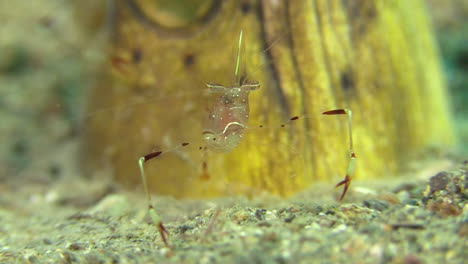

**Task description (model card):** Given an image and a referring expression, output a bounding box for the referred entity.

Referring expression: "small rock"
[403,255,424,264]
[177,225,194,234]
[86,194,131,217]
[396,190,411,203]
[284,214,295,223]
[255,209,266,221]
[67,242,87,251]
[363,199,389,211]
[426,201,461,217]
[429,172,450,193]
[318,218,335,228]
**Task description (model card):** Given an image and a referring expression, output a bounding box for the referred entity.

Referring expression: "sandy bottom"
[1,157,466,264]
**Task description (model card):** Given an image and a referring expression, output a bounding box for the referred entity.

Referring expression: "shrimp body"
[203,82,259,152]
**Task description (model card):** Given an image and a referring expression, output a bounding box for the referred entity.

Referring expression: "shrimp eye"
[203,131,217,142]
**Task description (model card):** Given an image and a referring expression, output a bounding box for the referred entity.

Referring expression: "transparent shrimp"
[203,81,259,152]
[138,30,258,247]
[137,30,357,247]
[202,30,259,152]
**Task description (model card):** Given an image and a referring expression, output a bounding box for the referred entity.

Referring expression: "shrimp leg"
[138,152,170,247]
[322,109,356,201]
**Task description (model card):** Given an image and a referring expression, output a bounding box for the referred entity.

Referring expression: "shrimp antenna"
[322,109,356,201]
[234,30,243,80]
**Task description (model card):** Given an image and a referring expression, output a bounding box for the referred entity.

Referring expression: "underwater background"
[0,0,466,263]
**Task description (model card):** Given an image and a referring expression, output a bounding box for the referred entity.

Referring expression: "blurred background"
[0,0,466,191]
[0,1,466,263]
